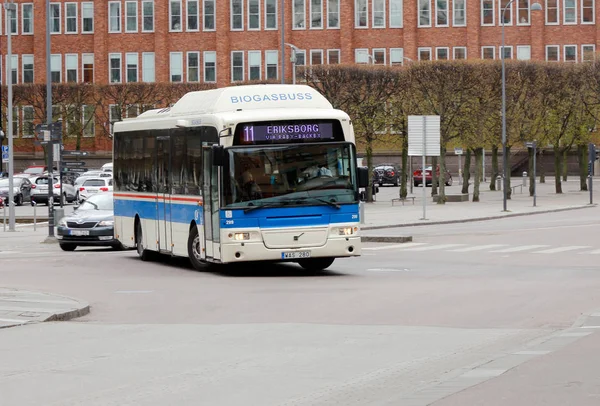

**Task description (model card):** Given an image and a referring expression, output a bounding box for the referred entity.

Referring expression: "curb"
[45,304,91,322]
[361,236,413,243]
[362,204,596,230]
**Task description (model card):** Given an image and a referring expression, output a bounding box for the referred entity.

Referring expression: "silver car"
[30,175,77,205]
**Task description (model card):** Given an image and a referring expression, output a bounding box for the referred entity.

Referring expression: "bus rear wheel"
[136,220,152,261]
[187,226,204,271]
[298,257,335,272]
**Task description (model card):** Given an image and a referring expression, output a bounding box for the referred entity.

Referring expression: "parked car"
[57,193,122,251]
[101,162,113,172]
[30,175,77,205]
[78,177,113,203]
[0,177,32,206]
[413,166,453,187]
[373,164,401,186]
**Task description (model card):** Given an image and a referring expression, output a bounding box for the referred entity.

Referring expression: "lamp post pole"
[5,1,16,231]
[280,0,284,83]
[46,0,55,238]
[500,0,512,212]
[285,43,299,85]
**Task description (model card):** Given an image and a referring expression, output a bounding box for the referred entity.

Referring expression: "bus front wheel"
[187,226,204,271]
[136,221,152,261]
[298,257,335,272]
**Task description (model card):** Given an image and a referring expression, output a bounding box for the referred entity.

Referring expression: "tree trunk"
[473,148,482,202]
[528,147,534,197]
[366,138,374,202]
[505,146,512,199]
[400,135,408,199]
[562,149,568,182]
[554,145,562,194]
[437,146,447,204]
[431,156,438,196]
[579,144,588,191]
[539,150,545,183]
[490,145,498,190]
[461,149,472,194]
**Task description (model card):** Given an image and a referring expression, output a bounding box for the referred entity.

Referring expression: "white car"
[101,162,113,172]
[30,175,77,205]
[78,177,113,202]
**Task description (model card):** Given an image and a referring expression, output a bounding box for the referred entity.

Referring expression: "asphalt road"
[1,208,600,405]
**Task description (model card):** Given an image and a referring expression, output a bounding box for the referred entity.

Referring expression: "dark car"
[56,192,123,251]
[0,177,32,206]
[373,164,401,187]
[413,166,453,187]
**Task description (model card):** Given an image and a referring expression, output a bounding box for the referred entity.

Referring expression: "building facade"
[0,0,598,158]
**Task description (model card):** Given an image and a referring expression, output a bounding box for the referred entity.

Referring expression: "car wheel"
[15,194,23,206]
[187,225,205,271]
[414,181,419,187]
[75,192,79,202]
[298,257,335,271]
[111,242,125,251]
[393,178,399,187]
[59,243,77,252]
[135,220,152,261]
[61,193,67,205]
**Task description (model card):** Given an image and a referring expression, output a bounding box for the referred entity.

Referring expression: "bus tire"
[298,257,335,271]
[135,220,152,261]
[187,226,204,271]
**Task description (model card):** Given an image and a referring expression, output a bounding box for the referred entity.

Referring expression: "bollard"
[522,171,527,187]
[2,203,5,232]
[360,201,365,224]
[33,203,36,231]
[496,176,502,191]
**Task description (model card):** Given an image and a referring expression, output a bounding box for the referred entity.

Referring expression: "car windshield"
[35,177,58,185]
[84,179,105,186]
[24,167,43,174]
[79,193,113,210]
[222,143,358,208]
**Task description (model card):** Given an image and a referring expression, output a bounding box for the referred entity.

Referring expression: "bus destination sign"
[242,123,334,143]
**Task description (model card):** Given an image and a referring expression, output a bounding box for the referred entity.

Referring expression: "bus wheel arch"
[187,223,204,271]
[135,215,152,261]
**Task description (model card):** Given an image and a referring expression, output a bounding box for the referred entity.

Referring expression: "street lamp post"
[5,1,16,231]
[285,43,300,85]
[501,1,542,211]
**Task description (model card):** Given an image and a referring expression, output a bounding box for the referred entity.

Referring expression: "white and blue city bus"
[113,84,368,271]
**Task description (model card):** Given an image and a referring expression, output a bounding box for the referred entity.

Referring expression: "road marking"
[362,242,427,251]
[0,318,30,324]
[513,350,551,355]
[366,268,411,272]
[583,249,600,255]
[403,244,466,251]
[579,326,600,329]
[490,245,549,253]
[532,246,590,254]
[449,244,508,252]
[114,290,154,294]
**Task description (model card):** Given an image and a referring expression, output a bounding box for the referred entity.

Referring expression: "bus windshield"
[223,143,358,209]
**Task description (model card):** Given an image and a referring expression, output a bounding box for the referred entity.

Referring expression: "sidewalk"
[0,288,89,329]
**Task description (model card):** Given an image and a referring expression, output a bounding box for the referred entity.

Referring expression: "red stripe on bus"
[113,193,203,204]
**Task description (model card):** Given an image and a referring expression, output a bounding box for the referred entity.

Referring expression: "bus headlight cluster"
[338,227,358,236]
[229,232,250,241]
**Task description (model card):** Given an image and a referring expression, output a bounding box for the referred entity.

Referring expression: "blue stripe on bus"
[114,198,203,225]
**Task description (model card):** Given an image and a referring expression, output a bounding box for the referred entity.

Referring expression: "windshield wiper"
[243,201,290,213]
[86,201,100,210]
[301,196,340,209]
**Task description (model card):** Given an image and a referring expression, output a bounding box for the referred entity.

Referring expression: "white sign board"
[408,115,441,157]
[53,143,61,162]
[454,147,463,155]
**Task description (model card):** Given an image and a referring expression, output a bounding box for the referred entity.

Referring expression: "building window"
[563,0,575,23]
[372,0,385,27]
[22,3,33,34]
[582,45,595,62]
[328,0,339,28]
[187,51,200,81]
[82,2,94,32]
[390,48,404,65]
[418,0,431,26]
[500,45,512,59]
[142,52,155,82]
[51,54,61,83]
[187,0,199,30]
[516,45,531,60]
[436,0,448,26]
[418,47,432,60]
[204,51,216,82]
[545,0,558,23]
[355,0,367,27]
[12,107,18,137]
[126,53,138,82]
[355,48,369,63]
[265,0,277,29]
[546,45,559,61]
[266,50,278,79]
[5,5,17,34]
[582,0,594,23]
[65,3,77,33]
[231,0,243,29]
[249,0,260,29]
[204,0,215,30]
[109,105,121,134]
[327,49,340,64]
[109,53,122,83]
[311,0,323,28]
[125,1,138,32]
[248,50,261,80]
[22,55,33,83]
[82,53,94,83]
[6,55,16,84]
[499,0,512,24]
[373,48,386,64]
[170,52,183,82]
[453,47,467,59]
[453,0,465,26]
[50,3,61,33]
[311,49,323,66]
[109,2,121,32]
[436,47,449,60]
[170,0,182,30]
[482,46,495,59]
[517,0,529,24]
[564,45,577,62]
[231,51,244,82]
[23,106,34,138]
[66,54,78,82]
[142,1,154,31]
[294,0,306,28]
[482,0,494,25]
[83,105,95,137]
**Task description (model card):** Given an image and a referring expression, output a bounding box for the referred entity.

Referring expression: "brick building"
[0,0,598,159]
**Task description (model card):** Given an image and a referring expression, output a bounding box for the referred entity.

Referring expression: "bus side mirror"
[211,145,226,167]
[357,167,369,188]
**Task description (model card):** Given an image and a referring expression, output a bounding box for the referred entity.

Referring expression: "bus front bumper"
[220,237,361,263]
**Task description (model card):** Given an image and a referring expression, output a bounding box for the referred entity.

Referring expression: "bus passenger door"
[202,145,221,260]
[156,136,172,252]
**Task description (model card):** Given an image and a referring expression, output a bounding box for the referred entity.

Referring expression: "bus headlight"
[230,232,250,241]
[338,227,357,236]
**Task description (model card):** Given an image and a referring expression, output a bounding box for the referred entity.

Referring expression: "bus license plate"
[70,230,89,236]
[281,251,311,259]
